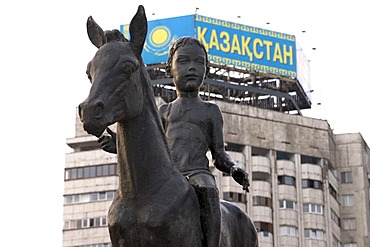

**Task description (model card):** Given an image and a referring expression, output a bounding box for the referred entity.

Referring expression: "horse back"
[220,200,259,247]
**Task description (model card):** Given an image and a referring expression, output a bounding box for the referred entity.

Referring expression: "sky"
[1,0,369,246]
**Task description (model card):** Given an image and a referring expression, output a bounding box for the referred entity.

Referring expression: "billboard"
[120,15,297,78]
[120,15,195,65]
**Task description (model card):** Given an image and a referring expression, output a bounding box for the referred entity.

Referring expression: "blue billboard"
[120,15,297,78]
[120,15,195,65]
[195,16,296,78]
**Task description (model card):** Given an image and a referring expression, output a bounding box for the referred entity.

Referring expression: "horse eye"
[86,70,92,82]
[86,62,92,82]
[123,64,136,76]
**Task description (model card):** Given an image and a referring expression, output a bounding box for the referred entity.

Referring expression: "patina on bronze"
[79,5,258,247]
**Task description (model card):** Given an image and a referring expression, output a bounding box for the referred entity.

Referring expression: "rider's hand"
[98,127,117,154]
[230,166,250,192]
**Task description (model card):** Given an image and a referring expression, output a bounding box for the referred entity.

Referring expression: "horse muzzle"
[78,100,107,137]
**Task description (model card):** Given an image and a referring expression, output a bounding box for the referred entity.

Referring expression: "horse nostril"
[78,103,84,120]
[94,101,105,119]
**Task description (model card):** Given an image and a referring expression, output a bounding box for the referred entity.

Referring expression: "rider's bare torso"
[160,96,217,174]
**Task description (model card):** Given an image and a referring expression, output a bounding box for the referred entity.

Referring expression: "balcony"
[303,213,326,230]
[279,236,299,246]
[277,185,297,199]
[277,160,295,177]
[253,206,273,223]
[228,151,246,167]
[279,210,298,226]
[302,189,323,203]
[252,181,272,198]
[301,163,322,181]
[252,156,271,175]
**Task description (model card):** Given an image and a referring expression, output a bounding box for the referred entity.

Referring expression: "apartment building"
[63,99,370,247]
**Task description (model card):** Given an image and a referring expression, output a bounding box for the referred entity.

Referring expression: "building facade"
[63,99,370,247]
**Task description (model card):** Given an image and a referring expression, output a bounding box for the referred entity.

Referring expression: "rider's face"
[170,44,207,92]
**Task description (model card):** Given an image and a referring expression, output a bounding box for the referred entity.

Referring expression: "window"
[344,243,357,247]
[343,218,356,230]
[331,210,340,226]
[253,196,272,207]
[76,219,82,229]
[304,229,325,240]
[107,191,114,200]
[251,171,270,182]
[109,164,116,175]
[303,203,323,214]
[97,166,103,176]
[225,142,245,152]
[279,226,297,236]
[278,175,296,186]
[254,221,274,234]
[302,179,323,190]
[65,195,73,204]
[64,191,116,205]
[64,216,108,230]
[332,235,341,247]
[223,192,246,203]
[98,192,106,200]
[279,200,296,210]
[301,155,320,165]
[83,167,90,177]
[76,243,113,247]
[80,193,90,203]
[91,192,98,201]
[71,169,77,179]
[341,172,352,183]
[65,163,118,180]
[89,166,96,177]
[341,195,354,207]
[101,217,107,226]
[102,165,109,176]
[329,184,338,200]
[82,219,89,228]
[277,151,292,160]
[77,167,83,178]
[63,221,70,230]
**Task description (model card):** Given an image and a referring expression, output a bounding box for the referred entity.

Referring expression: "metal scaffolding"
[147,62,311,115]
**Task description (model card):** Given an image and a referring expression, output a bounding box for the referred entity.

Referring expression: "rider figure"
[99,36,250,247]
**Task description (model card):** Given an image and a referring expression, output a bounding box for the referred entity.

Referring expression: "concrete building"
[64,99,370,247]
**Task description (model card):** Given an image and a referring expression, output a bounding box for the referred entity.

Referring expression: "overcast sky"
[1,0,369,245]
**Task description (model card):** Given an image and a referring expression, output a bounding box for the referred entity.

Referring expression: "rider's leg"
[189,174,221,247]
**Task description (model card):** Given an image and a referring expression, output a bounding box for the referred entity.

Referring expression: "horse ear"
[129,5,147,56]
[87,16,107,48]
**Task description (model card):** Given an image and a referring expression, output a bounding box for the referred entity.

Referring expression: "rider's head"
[165,36,209,78]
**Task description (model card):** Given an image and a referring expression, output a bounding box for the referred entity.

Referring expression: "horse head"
[79,5,148,137]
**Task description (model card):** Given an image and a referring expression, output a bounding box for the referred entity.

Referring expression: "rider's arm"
[158,103,169,131]
[208,104,250,191]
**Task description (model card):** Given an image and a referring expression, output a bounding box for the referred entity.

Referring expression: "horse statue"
[79,5,258,247]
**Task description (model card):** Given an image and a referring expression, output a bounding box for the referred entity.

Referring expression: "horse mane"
[128,39,171,159]
[138,60,171,157]
[104,29,128,43]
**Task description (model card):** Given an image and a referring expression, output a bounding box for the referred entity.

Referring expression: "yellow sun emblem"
[152,29,168,46]
[149,26,171,48]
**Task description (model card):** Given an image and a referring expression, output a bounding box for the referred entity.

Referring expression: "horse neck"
[116,75,175,197]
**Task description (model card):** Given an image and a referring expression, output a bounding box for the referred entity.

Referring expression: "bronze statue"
[160,36,251,247]
[79,5,258,247]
